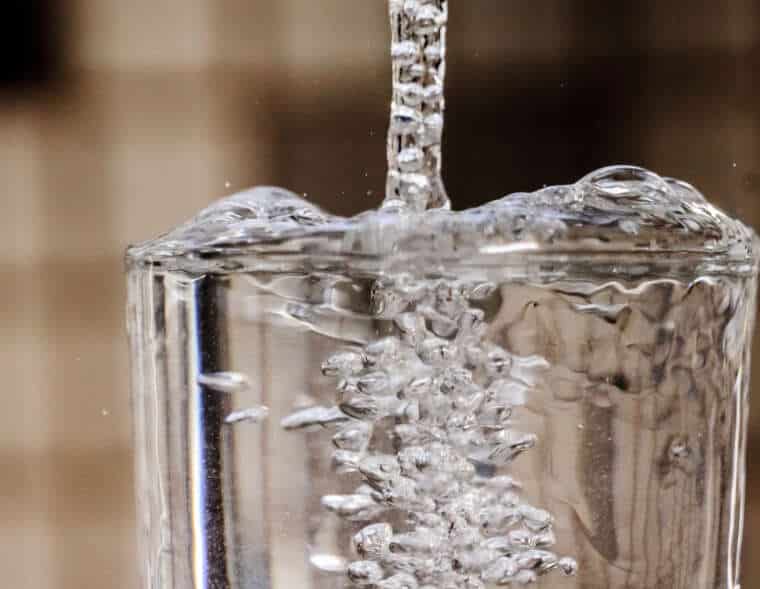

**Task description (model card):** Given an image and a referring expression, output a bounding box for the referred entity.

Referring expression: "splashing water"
[128,160,758,588]
[126,2,759,589]
[128,163,757,589]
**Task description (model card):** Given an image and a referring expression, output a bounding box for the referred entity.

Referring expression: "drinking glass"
[127,166,758,588]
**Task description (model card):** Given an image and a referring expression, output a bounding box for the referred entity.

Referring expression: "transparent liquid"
[385,0,449,210]
[129,256,755,588]
[127,0,757,582]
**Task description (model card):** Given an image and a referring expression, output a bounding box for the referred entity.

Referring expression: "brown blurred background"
[0,1,758,587]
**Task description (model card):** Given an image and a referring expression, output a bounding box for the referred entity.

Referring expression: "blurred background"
[1,1,758,587]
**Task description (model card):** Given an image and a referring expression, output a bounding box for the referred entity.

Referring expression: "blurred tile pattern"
[1,1,758,587]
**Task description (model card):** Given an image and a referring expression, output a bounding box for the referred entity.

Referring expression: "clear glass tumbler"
[126,166,758,589]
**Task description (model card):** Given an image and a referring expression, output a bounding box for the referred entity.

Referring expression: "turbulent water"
[127,3,757,589]
[281,275,578,588]
[128,166,758,588]
[128,166,757,274]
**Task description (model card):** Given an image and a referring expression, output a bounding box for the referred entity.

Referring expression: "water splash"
[127,166,758,275]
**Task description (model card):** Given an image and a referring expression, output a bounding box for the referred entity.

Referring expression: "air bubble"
[281,405,348,430]
[397,147,425,173]
[198,371,251,394]
[333,421,372,451]
[391,41,420,66]
[224,406,269,425]
[310,554,348,573]
[377,573,419,589]
[558,557,579,576]
[354,523,393,559]
[347,560,385,585]
[580,165,670,199]
[322,350,364,376]
[322,494,384,521]
[390,105,423,134]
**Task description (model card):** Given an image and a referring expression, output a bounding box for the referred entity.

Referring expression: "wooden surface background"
[0,1,758,586]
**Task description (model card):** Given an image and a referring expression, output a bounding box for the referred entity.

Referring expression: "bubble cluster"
[283,276,577,587]
[127,166,757,275]
[385,0,449,212]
